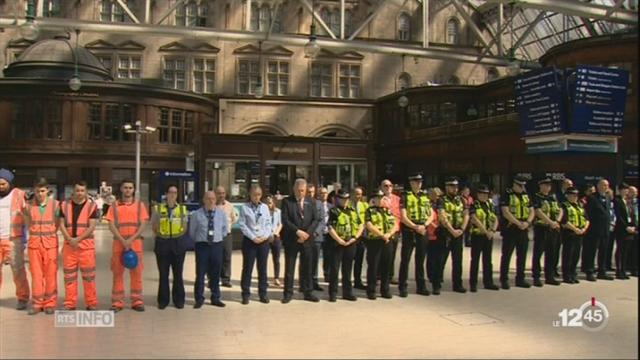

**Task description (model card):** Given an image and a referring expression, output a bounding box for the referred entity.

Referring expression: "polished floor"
[0,224,637,359]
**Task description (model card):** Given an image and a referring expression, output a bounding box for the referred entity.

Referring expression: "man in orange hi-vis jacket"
[105,179,149,312]
[0,168,30,310]
[25,177,60,315]
[59,180,99,310]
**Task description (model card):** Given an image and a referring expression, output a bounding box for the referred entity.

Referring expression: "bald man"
[583,179,614,281]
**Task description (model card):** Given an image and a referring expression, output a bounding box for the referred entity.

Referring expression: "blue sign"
[569,65,629,135]
[515,67,565,137]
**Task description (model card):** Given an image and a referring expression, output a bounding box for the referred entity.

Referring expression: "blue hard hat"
[122,249,139,269]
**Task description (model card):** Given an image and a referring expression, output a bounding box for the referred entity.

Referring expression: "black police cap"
[444,177,459,186]
[476,184,490,194]
[371,189,384,198]
[335,189,350,199]
[537,177,552,185]
[408,172,423,181]
[513,175,528,185]
[566,187,579,195]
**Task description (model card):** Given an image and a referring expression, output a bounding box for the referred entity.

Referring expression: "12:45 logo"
[553,297,610,332]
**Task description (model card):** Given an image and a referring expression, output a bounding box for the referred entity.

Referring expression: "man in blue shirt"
[238,185,272,304]
[189,191,229,308]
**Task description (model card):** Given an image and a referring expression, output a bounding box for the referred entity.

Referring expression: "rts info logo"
[553,297,609,332]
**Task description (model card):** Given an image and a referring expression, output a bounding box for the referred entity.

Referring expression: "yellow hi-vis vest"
[331,207,356,240]
[354,200,369,225]
[367,206,396,240]
[564,201,587,230]
[443,195,464,229]
[508,191,531,221]
[405,191,432,224]
[535,193,558,226]
[155,203,188,238]
[471,200,497,235]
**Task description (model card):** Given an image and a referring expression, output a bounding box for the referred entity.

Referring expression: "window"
[87,103,137,141]
[43,0,61,17]
[117,55,141,79]
[81,168,100,189]
[10,102,25,140]
[176,1,208,27]
[96,54,113,72]
[163,57,187,90]
[237,59,260,95]
[101,0,129,22]
[398,13,411,41]
[251,4,272,31]
[338,64,360,98]
[171,111,183,144]
[398,72,411,90]
[311,63,333,97]
[88,103,102,140]
[420,103,438,128]
[158,108,194,145]
[193,58,215,94]
[159,108,170,143]
[446,18,460,44]
[10,100,62,140]
[440,102,457,125]
[266,60,289,96]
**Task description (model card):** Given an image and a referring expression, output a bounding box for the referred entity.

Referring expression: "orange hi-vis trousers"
[62,244,97,309]
[28,243,58,309]
[111,239,144,308]
[0,238,30,302]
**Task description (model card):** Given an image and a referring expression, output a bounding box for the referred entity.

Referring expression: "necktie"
[207,210,214,243]
[299,199,304,219]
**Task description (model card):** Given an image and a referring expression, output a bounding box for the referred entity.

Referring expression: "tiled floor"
[1,224,637,359]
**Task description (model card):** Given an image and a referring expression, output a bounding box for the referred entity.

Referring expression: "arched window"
[487,67,499,82]
[446,18,460,44]
[398,13,411,41]
[448,75,460,85]
[398,72,412,90]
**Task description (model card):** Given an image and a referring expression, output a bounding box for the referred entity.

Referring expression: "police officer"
[151,184,189,309]
[499,175,535,289]
[560,187,590,284]
[351,186,369,290]
[364,190,397,300]
[436,177,469,294]
[468,184,499,292]
[399,173,433,297]
[531,177,562,287]
[327,189,363,302]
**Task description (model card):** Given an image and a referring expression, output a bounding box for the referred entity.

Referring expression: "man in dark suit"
[613,183,637,279]
[281,178,321,303]
[583,179,614,281]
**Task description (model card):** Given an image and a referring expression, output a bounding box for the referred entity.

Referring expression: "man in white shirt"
[216,186,239,288]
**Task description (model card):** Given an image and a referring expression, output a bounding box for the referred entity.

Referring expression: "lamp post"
[123,120,157,200]
[20,0,39,41]
[69,29,82,91]
[304,0,321,58]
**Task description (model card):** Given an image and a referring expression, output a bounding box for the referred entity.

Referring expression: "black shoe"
[563,278,573,284]
[470,285,477,293]
[572,277,580,284]
[342,294,357,301]
[515,281,531,288]
[554,271,561,278]
[241,298,250,305]
[354,282,366,290]
[484,284,500,291]
[259,297,270,304]
[194,301,204,309]
[86,306,97,311]
[624,274,631,279]
[533,278,543,287]
[586,273,597,282]
[303,294,320,302]
[28,307,42,315]
[110,306,123,313]
[453,286,467,294]
[313,283,324,291]
[329,295,337,302]
[545,278,561,286]
[132,305,145,312]
[175,304,184,309]
[398,289,408,298]
[366,293,377,300]
[44,307,55,315]
[158,304,168,310]
[432,285,441,295]
[381,292,393,299]
[416,288,431,296]
[212,299,226,307]
[221,281,232,288]
[597,273,614,280]
[629,271,638,277]
[501,281,510,290]
[281,296,292,304]
[16,300,28,311]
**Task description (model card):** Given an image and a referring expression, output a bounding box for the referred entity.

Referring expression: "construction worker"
[0,168,30,310]
[151,184,189,309]
[560,187,590,284]
[105,179,149,312]
[58,180,99,311]
[364,189,397,300]
[351,186,369,290]
[499,175,535,289]
[380,179,401,284]
[437,177,469,294]
[399,173,433,297]
[531,177,562,287]
[327,189,363,302]
[468,184,500,292]
[24,177,60,315]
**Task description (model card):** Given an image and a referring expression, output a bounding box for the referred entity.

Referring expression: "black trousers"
[322,234,332,280]
[311,240,323,285]
[389,237,399,279]
[553,230,562,273]
[499,227,529,283]
[241,237,270,299]
[154,237,186,307]
[366,238,392,295]
[469,233,495,287]
[441,231,464,288]
[269,236,282,279]
[353,238,366,285]
[398,228,428,292]
[532,226,558,280]
[284,241,313,298]
[582,230,611,275]
[194,242,223,303]
[605,231,616,271]
[615,234,633,276]
[329,241,357,297]
[427,237,445,287]
[221,233,233,283]
[562,232,582,280]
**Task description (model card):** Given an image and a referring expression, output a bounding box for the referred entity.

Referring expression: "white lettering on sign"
[272,146,308,154]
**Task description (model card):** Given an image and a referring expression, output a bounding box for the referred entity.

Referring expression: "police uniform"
[152,202,189,309]
[399,173,432,297]
[499,176,534,289]
[468,185,499,291]
[352,197,369,289]
[364,190,397,299]
[327,191,361,301]
[560,188,589,283]
[435,177,469,294]
[531,177,562,286]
